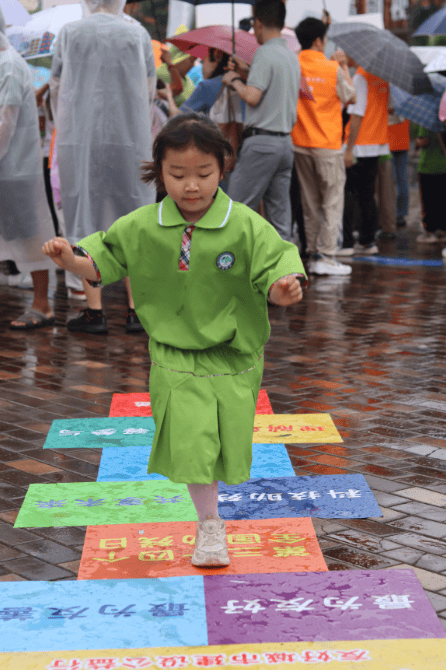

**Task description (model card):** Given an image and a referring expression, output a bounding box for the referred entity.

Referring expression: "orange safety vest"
[388,119,410,152]
[291,50,343,150]
[345,67,389,146]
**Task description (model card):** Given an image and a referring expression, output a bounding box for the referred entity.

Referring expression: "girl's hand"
[269,275,303,306]
[42,237,76,270]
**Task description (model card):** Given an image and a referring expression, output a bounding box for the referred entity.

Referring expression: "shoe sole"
[67,324,108,334]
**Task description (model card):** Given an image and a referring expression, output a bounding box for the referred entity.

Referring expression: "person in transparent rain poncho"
[0,8,56,330]
[49,0,156,333]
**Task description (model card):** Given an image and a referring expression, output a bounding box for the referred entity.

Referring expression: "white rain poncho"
[50,0,156,244]
[0,7,54,272]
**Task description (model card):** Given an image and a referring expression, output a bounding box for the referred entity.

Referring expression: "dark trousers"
[418,173,446,233]
[290,161,307,255]
[343,156,379,247]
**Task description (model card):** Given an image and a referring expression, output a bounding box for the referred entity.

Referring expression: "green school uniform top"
[76,188,306,362]
[417,126,446,174]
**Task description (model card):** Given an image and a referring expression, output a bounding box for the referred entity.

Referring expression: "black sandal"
[126,308,144,333]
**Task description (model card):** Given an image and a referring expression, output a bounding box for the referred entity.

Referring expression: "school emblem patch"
[216,251,235,271]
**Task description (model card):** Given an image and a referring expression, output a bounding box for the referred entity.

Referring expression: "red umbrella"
[166,25,314,101]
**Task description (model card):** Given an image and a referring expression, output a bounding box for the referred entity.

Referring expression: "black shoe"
[125,308,144,333]
[67,309,108,334]
[376,231,396,241]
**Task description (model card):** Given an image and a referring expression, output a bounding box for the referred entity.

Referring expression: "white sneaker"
[335,247,355,256]
[442,247,446,258]
[307,255,352,276]
[68,288,87,301]
[354,243,379,255]
[191,516,230,567]
[416,232,439,243]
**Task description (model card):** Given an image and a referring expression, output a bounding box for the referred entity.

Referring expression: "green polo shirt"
[77,188,306,355]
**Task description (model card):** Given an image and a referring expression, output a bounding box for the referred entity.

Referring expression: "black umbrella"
[328,22,433,95]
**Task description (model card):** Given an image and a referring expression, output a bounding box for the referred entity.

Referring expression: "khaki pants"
[375,159,396,234]
[293,151,346,256]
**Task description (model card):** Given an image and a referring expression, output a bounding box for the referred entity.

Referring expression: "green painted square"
[14,481,197,528]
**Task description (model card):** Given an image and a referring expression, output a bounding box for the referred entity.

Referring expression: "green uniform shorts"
[147,340,264,485]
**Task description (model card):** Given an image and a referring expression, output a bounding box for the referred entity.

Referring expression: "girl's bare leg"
[82,279,102,310]
[187,481,219,521]
[124,276,135,309]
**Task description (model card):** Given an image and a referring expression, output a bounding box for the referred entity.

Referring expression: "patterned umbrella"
[391,74,446,133]
[328,22,433,95]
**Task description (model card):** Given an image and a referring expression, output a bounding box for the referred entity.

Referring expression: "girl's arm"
[42,237,98,282]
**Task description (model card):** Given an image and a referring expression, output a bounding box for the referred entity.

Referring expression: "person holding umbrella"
[221,0,300,243]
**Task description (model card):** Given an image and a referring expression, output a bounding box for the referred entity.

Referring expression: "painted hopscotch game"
[6,389,445,666]
[204,569,446,644]
[108,389,275,417]
[3,639,446,669]
[14,474,381,528]
[77,518,327,580]
[96,443,295,482]
[44,414,341,450]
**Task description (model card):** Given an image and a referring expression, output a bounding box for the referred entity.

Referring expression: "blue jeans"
[391,150,409,222]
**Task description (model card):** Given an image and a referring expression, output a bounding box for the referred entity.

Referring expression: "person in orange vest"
[389,118,410,229]
[293,18,356,276]
[341,62,390,255]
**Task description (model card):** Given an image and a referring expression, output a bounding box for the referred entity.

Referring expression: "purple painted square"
[204,569,445,644]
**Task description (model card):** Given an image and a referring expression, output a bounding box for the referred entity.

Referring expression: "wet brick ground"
[2,191,446,633]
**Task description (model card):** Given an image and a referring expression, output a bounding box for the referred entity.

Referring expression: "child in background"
[42,113,306,568]
[415,125,446,243]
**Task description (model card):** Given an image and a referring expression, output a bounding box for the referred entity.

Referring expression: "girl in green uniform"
[42,113,307,567]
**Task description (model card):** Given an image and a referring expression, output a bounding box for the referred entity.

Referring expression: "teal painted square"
[0,578,206,652]
[14,481,197,528]
[44,418,156,449]
[97,443,295,482]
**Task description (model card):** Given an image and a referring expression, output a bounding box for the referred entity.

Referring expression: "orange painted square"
[78,518,327,580]
[109,389,274,418]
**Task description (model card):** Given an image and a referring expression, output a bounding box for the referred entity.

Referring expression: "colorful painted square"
[253,414,342,443]
[204,569,446,644]
[108,389,273,418]
[0,578,206,652]
[96,443,295,482]
[43,418,156,449]
[3,639,446,669]
[77,518,327,580]
[14,481,197,528]
[218,474,381,520]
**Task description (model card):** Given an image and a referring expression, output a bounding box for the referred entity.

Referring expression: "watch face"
[216,251,235,271]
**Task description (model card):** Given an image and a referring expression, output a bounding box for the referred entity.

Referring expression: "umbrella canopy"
[328,22,433,95]
[166,25,314,101]
[391,74,446,133]
[6,4,140,59]
[413,7,446,37]
[424,48,446,73]
[0,0,29,28]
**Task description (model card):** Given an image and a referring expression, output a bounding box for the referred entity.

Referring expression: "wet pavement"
[2,190,446,634]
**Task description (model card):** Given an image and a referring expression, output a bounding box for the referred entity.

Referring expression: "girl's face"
[161,144,224,223]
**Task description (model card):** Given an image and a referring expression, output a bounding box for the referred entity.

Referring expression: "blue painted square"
[44,418,156,449]
[218,475,381,520]
[0,578,207,652]
[97,444,295,482]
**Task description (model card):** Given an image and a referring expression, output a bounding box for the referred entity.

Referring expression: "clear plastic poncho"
[50,0,156,244]
[0,7,54,272]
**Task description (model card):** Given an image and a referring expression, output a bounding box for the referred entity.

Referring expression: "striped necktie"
[179,224,196,271]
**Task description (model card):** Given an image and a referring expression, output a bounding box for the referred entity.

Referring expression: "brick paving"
[2,208,446,634]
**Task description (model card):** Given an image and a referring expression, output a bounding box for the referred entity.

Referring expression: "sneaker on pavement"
[354,243,379,255]
[191,516,229,567]
[307,255,352,276]
[416,232,439,243]
[442,247,446,258]
[68,288,87,301]
[335,247,355,256]
[67,309,108,334]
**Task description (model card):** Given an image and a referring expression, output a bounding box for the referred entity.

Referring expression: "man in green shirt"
[415,125,446,243]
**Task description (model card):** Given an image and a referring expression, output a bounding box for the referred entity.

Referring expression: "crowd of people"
[0,0,444,333]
